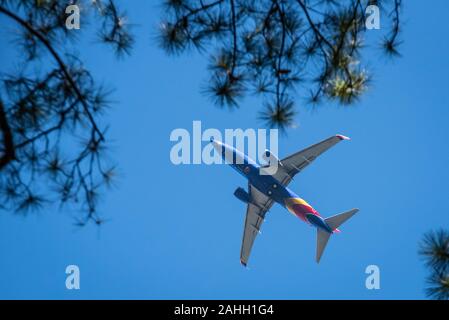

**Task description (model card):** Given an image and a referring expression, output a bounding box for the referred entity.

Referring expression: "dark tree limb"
[296,0,334,53]
[229,0,238,75]
[0,5,104,141]
[0,99,15,170]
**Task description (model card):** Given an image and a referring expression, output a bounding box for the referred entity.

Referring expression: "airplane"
[210,135,359,266]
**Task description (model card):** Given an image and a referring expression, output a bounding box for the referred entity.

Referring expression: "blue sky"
[0,1,448,299]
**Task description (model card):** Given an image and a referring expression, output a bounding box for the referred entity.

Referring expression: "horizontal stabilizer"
[316,208,359,263]
[324,208,359,231]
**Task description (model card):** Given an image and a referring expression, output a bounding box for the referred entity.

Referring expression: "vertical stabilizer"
[316,208,359,263]
[316,229,331,263]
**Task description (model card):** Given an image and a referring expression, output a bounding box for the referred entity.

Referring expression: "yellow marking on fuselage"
[284,197,314,220]
[285,197,313,209]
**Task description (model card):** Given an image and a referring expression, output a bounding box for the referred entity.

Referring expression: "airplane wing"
[240,184,274,266]
[272,134,350,186]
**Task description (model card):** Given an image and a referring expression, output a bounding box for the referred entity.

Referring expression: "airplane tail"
[316,208,359,263]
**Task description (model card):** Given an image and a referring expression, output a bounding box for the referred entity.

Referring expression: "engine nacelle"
[234,187,250,204]
[263,149,281,166]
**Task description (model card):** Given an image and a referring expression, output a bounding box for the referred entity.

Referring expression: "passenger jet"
[211,135,359,266]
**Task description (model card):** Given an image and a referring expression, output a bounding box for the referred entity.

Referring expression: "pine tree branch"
[229,0,238,75]
[182,0,225,18]
[274,0,287,109]
[296,0,334,52]
[0,5,104,141]
[0,99,15,170]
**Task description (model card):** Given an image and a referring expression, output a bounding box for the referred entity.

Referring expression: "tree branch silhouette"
[157,0,402,131]
[0,99,15,170]
[0,5,104,141]
[419,229,449,300]
[0,0,133,223]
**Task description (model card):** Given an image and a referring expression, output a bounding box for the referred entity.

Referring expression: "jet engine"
[234,187,250,204]
[263,149,282,166]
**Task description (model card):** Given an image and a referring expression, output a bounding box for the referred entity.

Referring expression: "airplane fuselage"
[213,139,334,234]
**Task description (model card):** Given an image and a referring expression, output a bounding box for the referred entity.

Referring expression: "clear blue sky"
[0,1,448,299]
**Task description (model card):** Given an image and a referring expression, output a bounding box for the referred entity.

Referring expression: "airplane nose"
[210,138,223,153]
[210,138,221,147]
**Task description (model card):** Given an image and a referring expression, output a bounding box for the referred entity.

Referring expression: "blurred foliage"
[157,0,402,130]
[0,0,403,222]
[0,0,133,224]
[419,229,449,300]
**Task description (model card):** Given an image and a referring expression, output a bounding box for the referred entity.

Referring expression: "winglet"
[240,259,248,268]
[336,134,350,141]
